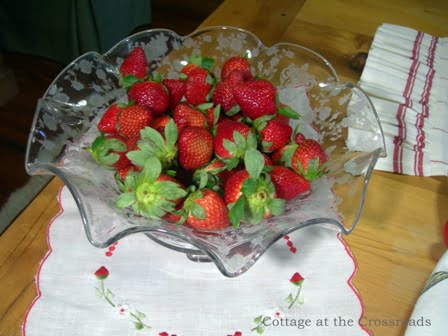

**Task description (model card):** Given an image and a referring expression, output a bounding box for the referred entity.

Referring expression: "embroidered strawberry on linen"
[93,266,151,331]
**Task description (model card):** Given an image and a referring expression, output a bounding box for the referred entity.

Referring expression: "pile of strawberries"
[88,47,328,230]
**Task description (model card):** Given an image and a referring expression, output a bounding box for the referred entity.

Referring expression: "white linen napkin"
[404,251,448,336]
[353,23,448,176]
[23,187,371,336]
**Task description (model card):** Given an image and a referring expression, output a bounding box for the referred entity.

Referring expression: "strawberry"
[178,127,213,170]
[181,63,198,76]
[116,157,187,219]
[119,47,148,79]
[184,67,214,106]
[269,166,310,200]
[262,153,273,166]
[204,105,223,129]
[88,134,131,170]
[212,80,239,113]
[184,189,230,230]
[98,104,122,134]
[162,78,185,110]
[126,119,178,170]
[224,149,284,227]
[221,56,253,81]
[173,103,208,133]
[128,81,169,116]
[213,120,255,163]
[116,165,139,181]
[286,139,328,181]
[150,115,172,137]
[294,132,306,145]
[117,105,152,138]
[254,116,293,153]
[233,80,277,120]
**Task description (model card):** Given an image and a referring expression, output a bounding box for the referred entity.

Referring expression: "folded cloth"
[404,251,448,336]
[354,23,448,176]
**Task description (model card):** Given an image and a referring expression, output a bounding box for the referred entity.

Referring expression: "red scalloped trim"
[337,233,373,336]
[21,186,64,336]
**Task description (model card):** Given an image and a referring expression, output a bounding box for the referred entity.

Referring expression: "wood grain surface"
[1,0,447,335]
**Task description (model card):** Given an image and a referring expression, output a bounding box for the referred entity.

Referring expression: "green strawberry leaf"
[223,139,238,154]
[188,54,202,65]
[261,141,273,150]
[164,119,178,148]
[154,72,163,83]
[140,127,166,150]
[253,115,274,130]
[246,131,257,149]
[280,144,298,167]
[156,181,187,200]
[190,202,206,219]
[250,204,265,224]
[278,105,300,119]
[225,105,241,117]
[142,157,162,184]
[212,105,221,127]
[244,148,265,180]
[179,73,187,80]
[196,102,214,111]
[198,170,208,190]
[233,131,247,151]
[121,75,140,90]
[267,198,285,216]
[229,196,246,228]
[201,57,215,72]
[116,192,136,208]
[226,157,240,170]
[126,150,149,167]
[241,177,257,196]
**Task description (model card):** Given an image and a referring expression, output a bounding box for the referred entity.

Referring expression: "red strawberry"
[128,81,169,116]
[119,47,148,79]
[88,134,131,170]
[275,113,290,125]
[150,115,172,137]
[294,132,306,145]
[213,120,253,160]
[117,105,152,138]
[184,67,213,106]
[262,153,273,166]
[185,189,230,230]
[178,127,213,170]
[234,80,277,120]
[181,63,198,76]
[221,56,253,81]
[173,103,208,133]
[116,165,140,182]
[223,149,284,226]
[212,80,239,112]
[98,104,122,134]
[269,166,310,200]
[224,69,246,84]
[256,118,293,152]
[162,79,185,110]
[290,139,328,181]
[204,105,223,128]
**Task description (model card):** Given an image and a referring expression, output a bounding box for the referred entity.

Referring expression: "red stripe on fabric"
[420,69,435,105]
[403,61,420,106]
[411,32,423,60]
[428,36,438,68]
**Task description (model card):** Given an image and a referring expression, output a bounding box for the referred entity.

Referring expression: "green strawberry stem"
[288,284,304,309]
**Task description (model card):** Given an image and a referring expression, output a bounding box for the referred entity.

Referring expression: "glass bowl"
[25,26,386,277]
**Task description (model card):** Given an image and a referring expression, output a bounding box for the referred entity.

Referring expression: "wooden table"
[1,1,447,335]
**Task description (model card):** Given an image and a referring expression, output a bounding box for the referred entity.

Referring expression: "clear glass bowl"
[25,26,386,277]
